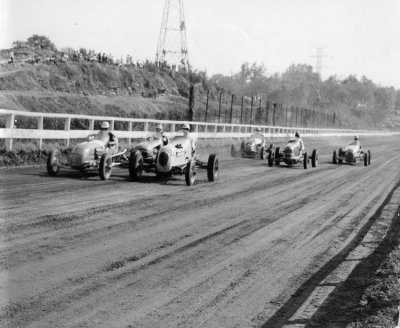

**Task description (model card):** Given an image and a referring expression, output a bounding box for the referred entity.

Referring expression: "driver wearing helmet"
[98,121,118,153]
[350,135,361,148]
[181,123,196,155]
[250,127,264,146]
[155,123,168,146]
[295,131,305,154]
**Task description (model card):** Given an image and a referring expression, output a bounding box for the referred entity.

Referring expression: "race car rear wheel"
[99,153,112,180]
[207,154,219,182]
[260,147,265,160]
[332,150,337,164]
[129,150,143,180]
[364,153,368,166]
[311,149,318,168]
[185,159,196,186]
[275,147,281,166]
[231,144,236,157]
[268,150,274,167]
[303,152,308,169]
[47,149,60,176]
[368,150,371,165]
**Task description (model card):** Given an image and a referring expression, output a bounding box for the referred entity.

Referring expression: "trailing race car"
[231,129,272,160]
[129,130,219,186]
[332,137,371,166]
[46,133,128,180]
[128,135,163,176]
[269,138,318,169]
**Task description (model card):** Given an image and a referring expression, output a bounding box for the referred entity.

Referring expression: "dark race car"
[332,140,371,166]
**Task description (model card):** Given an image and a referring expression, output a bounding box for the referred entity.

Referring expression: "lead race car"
[332,136,371,166]
[231,128,272,160]
[269,137,318,169]
[129,129,219,186]
[46,132,128,180]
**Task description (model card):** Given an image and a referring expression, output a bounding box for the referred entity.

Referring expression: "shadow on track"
[260,181,400,328]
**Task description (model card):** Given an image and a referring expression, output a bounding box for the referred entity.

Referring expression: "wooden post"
[265,101,269,124]
[89,119,95,131]
[240,96,244,124]
[205,89,209,122]
[250,96,254,125]
[38,116,43,150]
[128,121,133,148]
[218,92,222,123]
[273,103,277,126]
[5,113,15,151]
[230,94,234,123]
[64,117,71,147]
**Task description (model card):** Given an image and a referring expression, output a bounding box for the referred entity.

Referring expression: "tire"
[260,147,265,160]
[207,154,219,182]
[47,149,60,176]
[267,150,274,167]
[368,150,371,165]
[311,149,318,168]
[338,148,343,164]
[364,153,368,166]
[185,159,196,186]
[275,147,281,166]
[332,150,337,164]
[129,150,143,180]
[231,145,236,157]
[99,153,112,180]
[303,152,308,169]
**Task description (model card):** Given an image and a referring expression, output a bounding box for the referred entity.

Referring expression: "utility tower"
[314,46,328,80]
[156,0,190,70]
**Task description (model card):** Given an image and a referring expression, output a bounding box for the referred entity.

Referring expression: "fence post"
[144,122,148,133]
[218,92,222,123]
[128,121,133,148]
[240,96,244,124]
[5,113,15,151]
[188,85,194,121]
[265,101,269,124]
[230,94,234,123]
[205,89,209,122]
[258,97,262,123]
[273,103,277,126]
[250,95,254,125]
[110,120,115,131]
[64,117,71,147]
[38,116,43,150]
[89,119,95,131]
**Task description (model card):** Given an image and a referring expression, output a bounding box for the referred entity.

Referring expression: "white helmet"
[155,123,163,131]
[101,121,110,129]
[182,123,190,131]
[354,135,359,140]
[255,127,261,132]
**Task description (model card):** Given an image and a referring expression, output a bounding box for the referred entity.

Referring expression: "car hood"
[134,138,162,152]
[72,139,105,154]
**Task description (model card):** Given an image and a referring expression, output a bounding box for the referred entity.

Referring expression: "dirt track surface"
[1,136,400,328]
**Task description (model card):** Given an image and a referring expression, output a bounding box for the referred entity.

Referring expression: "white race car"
[129,130,219,185]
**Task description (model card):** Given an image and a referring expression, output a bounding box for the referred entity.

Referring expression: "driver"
[98,121,118,154]
[350,135,361,147]
[155,123,168,146]
[181,123,196,155]
[250,127,264,146]
[295,131,305,154]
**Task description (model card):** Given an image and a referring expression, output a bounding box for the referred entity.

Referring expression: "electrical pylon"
[155,0,190,70]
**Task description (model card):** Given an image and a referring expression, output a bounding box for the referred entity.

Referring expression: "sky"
[1,0,399,88]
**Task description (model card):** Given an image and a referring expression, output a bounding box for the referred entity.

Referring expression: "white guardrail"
[0,109,396,151]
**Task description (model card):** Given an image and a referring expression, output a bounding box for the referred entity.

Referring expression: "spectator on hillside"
[8,51,14,63]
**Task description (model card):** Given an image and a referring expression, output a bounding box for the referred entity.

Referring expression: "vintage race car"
[128,135,163,175]
[269,138,318,169]
[46,133,128,180]
[231,136,272,160]
[332,142,371,166]
[129,130,219,186]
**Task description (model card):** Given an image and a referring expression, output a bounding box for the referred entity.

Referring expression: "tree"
[26,34,56,51]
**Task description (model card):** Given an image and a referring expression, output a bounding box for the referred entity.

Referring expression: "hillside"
[1,43,399,130]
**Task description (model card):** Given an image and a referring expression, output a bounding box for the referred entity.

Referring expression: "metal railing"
[0,109,394,151]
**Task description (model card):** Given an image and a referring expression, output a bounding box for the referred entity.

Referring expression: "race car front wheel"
[47,149,60,176]
[207,154,219,182]
[129,150,143,180]
[99,153,112,180]
[185,159,196,186]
